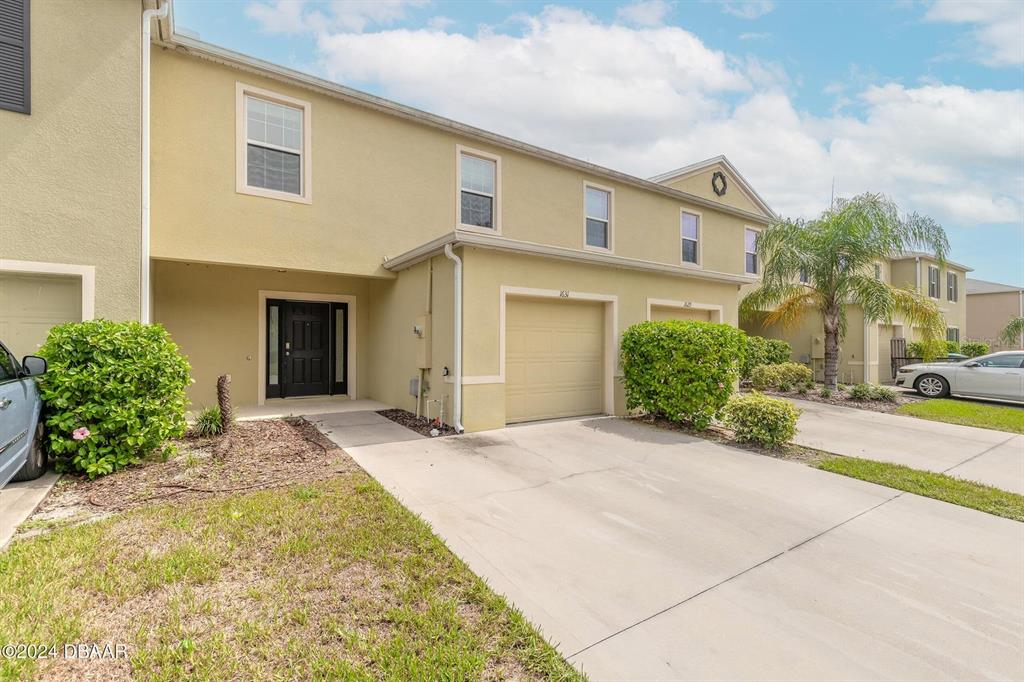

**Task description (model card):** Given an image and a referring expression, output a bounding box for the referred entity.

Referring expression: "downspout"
[443,244,465,433]
[1019,290,1023,348]
[864,318,870,383]
[141,1,169,323]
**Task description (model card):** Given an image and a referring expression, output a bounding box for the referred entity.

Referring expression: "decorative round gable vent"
[711,171,728,197]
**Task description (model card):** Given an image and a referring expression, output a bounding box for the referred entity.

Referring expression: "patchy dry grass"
[2,466,581,680]
[816,456,1024,521]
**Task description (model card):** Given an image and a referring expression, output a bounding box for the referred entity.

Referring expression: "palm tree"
[1000,317,1024,347]
[741,193,949,390]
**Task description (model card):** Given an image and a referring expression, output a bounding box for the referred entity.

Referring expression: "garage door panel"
[650,305,712,322]
[0,274,82,358]
[505,297,604,424]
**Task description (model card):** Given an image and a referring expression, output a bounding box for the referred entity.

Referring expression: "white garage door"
[0,273,82,358]
[650,305,712,322]
[505,297,604,424]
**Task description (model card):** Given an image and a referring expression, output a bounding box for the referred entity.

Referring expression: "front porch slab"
[235,397,392,421]
[307,411,425,448]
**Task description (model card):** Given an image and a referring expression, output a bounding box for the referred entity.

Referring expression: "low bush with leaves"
[907,339,949,361]
[192,406,224,438]
[620,320,746,429]
[740,336,792,380]
[721,392,801,448]
[847,383,874,401]
[38,320,192,478]
[960,341,989,358]
[749,362,813,390]
[870,386,898,402]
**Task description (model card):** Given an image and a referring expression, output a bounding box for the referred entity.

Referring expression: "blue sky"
[174,0,1023,284]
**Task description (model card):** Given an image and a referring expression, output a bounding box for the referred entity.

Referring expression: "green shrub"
[848,383,874,401]
[777,382,792,392]
[870,386,898,402]
[192,406,223,438]
[620,320,746,429]
[38,320,192,478]
[960,341,989,358]
[945,340,961,355]
[721,392,801,448]
[908,339,948,361]
[740,336,792,380]
[797,385,809,395]
[819,387,833,398]
[750,362,813,390]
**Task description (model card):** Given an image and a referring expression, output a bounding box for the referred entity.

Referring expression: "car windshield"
[972,353,1024,368]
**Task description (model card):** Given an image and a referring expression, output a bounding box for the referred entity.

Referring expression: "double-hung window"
[459,151,497,229]
[237,84,311,202]
[874,263,881,280]
[947,272,958,302]
[946,327,959,343]
[799,267,809,284]
[681,211,699,264]
[744,228,759,275]
[584,185,611,250]
[928,266,939,298]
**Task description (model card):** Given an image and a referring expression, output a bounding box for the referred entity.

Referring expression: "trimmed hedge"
[721,392,801,447]
[960,341,989,358]
[740,336,792,380]
[38,320,192,478]
[620,320,746,429]
[749,362,813,390]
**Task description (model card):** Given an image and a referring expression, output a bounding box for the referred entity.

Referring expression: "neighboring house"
[966,279,1024,351]
[2,1,773,432]
[740,253,972,385]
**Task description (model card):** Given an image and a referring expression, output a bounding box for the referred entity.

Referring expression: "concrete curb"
[0,471,60,551]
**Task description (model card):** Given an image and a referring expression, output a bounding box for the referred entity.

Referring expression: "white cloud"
[924,0,1024,66]
[616,0,672,27]
[253,2,1022,229]
[739,32,770,41]
[718,1,775,20]
[246,0,429,35]
[426,15,455,32]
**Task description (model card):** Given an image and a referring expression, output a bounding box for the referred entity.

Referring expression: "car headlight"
[897,367,915,374]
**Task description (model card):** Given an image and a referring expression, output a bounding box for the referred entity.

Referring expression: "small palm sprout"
[1000,317,1024,347]
[741,193,949,390]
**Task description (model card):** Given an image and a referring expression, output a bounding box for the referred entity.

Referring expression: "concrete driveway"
[791,399,1023,493]
[343,418,1023,681]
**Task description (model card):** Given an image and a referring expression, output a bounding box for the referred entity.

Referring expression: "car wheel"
[11,422,47,482]
[915,374,949,399]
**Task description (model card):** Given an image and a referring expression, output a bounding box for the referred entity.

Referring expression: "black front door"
[282,301,330,397]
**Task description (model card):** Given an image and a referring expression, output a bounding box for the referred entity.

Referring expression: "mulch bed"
[24,418,358,535]
[635,414,827,464]
[745,386,922,414]
[377,408,460,437]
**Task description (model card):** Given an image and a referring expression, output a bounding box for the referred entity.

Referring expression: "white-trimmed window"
[928,265,939,298]
[236,83,311,203]
[946,327,959,343]
[744,227,759,275]
[874,263,881,280]
[584,184,612,250]
[799,267,809,284]
[947,272,958,302]
[681,211,699,265]
[459,149,498,230]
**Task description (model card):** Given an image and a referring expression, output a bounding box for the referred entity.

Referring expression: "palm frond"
[1000,317,1024,346]
[763,290,818,329]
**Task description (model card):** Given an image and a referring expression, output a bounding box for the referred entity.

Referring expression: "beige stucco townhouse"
[741,252,971,385]
[966,279,1024,351]
[3,0,779,432]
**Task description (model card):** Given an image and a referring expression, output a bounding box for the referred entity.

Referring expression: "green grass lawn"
[816,456,1024,521]
[896,399,1024,434]
[0,475,582,681]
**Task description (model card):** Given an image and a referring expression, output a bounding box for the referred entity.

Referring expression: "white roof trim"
[649,155,776,220]
[893,252,973,272]
[156,13,770,225]
[382,230,757,285]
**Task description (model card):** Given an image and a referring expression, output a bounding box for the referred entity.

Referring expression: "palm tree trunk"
[823,308,841,390]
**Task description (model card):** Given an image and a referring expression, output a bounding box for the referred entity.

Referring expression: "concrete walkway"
[345,418,1023,680]
[0,472,59,550]
[306,410,424,448]
[790,399,1023,493]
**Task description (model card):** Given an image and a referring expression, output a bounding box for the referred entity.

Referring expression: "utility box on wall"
[414,313,432,369]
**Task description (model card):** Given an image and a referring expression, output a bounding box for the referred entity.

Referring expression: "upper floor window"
[927,265,939,298]
[237,83,311,203]
[744,228,759,275]
[874,264,881,280]
[947,272,958,302]
[584,185,611,250]
[0,0,29,114]
[799,267,808,284]
[459,150,498,230]
[681,211,699,264]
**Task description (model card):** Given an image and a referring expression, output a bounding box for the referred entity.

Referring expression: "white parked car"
[895,351,1024,402]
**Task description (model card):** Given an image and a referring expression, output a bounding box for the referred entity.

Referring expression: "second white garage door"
[650,305,712,322]
[505,297,604,424]
[0,273,82,358]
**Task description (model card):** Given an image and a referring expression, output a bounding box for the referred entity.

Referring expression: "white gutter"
[443,244,465,433]
[141,1,169,323]
[864,318,870,383]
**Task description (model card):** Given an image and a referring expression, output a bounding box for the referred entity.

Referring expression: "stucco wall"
[150,48,765,280]
[152,260,373,408]
[460,248,741,431]
[967,291,1023,350]
[659,164,765,217]
[0,0,141,319]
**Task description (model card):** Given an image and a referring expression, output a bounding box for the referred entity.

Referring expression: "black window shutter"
[0,0,29,114]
